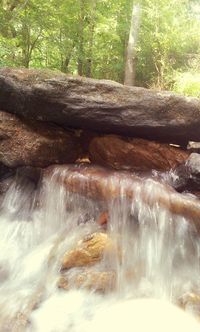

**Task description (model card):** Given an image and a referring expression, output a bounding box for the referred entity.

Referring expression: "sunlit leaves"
[0,0,199,93]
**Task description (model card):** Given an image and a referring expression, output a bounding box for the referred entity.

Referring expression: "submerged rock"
[61,232,114,270]
[46,165,200,232]
[89,135,189,172]
[0,111,81,168]
[0,68,200,144]
[178,292,200,318]
[58,270,116,293]
[96,211,108,227]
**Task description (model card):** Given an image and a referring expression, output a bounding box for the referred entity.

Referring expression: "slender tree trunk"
[61,56,71,73]
[78,0,84,76]
[124,3,141,86]
[21,21,31,68]
[85,0,97,78]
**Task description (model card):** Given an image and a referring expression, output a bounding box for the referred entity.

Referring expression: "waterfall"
[0,165,199,331]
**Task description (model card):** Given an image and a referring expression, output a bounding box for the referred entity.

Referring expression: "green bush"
[173,72,200,98]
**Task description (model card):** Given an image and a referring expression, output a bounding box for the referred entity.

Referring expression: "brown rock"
[45,165,200,232]
[89,135,189,172]
[58,270,116,293]
[0,111,81,168]
[96,211,109,227]
[0,68,200,144]
[178,292,200,317]
[178,292,200,308]
[61,232,114,270]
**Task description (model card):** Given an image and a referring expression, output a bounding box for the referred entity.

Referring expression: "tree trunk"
[21,21,31,68]
[78,0,84,76]
[61,55,71,73]
[85,0,97,78]
[124,3,141,86]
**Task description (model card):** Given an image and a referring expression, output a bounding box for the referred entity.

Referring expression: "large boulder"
[0,111,81,168]
[0,68,200,144]
[89,135,189,172]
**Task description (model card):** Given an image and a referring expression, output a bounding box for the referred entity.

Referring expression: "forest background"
[0,0,200,96]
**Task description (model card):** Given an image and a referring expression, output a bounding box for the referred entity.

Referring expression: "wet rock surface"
[46,164,200,232]
[174,153,200,192]
[0,68,200,144]
[89,135,189,172]
[58,270,116,293]
[61,232,114,270]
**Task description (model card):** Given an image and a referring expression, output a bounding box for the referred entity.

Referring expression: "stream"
[0,165,200,331]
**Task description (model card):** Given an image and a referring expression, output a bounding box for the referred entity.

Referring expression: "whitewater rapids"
[0,165,199,331]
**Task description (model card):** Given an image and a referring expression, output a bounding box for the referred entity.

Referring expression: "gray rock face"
[0,110,81,168]
[0,68,200,144]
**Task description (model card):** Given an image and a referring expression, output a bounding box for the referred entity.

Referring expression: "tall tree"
[85,0,97,77]
[124,2,141,86]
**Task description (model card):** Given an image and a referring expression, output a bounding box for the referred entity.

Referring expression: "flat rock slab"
[0,68,200,144]
[89,135,189,171]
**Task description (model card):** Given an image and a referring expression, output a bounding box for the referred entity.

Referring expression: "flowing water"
[0,165,200,331]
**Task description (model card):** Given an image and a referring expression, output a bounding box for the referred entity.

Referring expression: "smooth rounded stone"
[58,270,116,293]
[174,153,200,191]
[61,232,115,270]
[89,135,189,172]
[1,68,200,144]
[0,111,81,168]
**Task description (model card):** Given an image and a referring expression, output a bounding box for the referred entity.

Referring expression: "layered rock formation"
[0,68,200,325]
[0,68,200,144]
[0,67,199,228]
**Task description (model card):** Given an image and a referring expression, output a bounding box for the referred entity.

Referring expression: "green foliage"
[0,0,199,95]
[173,71,200,97]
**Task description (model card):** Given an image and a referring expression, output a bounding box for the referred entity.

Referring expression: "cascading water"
[0,165,200,331]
